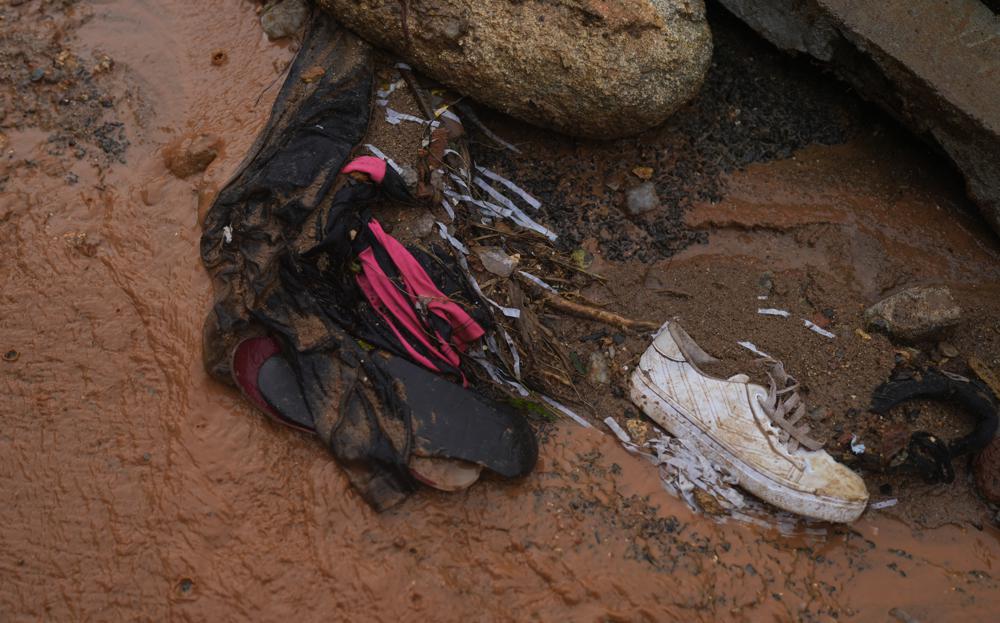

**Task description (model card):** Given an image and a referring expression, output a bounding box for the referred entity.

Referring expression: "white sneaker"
[630,322,869,523]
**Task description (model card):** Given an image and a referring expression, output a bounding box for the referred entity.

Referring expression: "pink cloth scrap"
[356,219,484,377]
[341,156,386,183]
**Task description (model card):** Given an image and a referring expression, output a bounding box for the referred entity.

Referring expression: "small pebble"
[625,181,659,215]
[939,341,958,358]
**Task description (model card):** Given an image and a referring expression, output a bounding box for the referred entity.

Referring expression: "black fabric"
[199,14,536,511]
[258,356,314,430]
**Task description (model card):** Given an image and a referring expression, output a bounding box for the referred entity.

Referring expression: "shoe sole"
[631,367,866,523]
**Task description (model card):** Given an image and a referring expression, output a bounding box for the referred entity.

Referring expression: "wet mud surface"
[2,1,1000,621]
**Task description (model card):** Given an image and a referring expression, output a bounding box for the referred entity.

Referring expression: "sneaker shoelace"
[757,360,824,452]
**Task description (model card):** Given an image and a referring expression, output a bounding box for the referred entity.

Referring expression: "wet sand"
[2,1,999,621]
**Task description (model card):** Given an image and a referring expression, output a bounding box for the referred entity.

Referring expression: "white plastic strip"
[475,166,541,209]
[502,329,522,380]
[385,107,440,128]
[474,176,522,214]
[443,188,557,241]
[803,319,835,338]
[439,198,455,221]
[737,341,772,359]
[604,417,631,444]
[541,395,592,428]
[394,62,412,71]
[485,334,502,358]
[870,498,898,510]
[447,173,471,192]
[436,222,467,254]
[455,252,521,318]
[376,79,405,100]
[443,188,503,216]
[758,308,790,318]
[363,144,402,174]
[472,356,529,397]
[517,270,557,293]
[440,109,461,123]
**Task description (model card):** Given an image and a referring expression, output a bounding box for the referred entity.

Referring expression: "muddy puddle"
[2,1,999,621]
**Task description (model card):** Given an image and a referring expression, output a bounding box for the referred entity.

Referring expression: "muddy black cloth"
[199,15,535,511]
[871,368,999,483]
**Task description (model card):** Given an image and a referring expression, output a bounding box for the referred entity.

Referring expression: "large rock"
[317,0,712,139]
[864,285,961,343]
[715,0,1000,237]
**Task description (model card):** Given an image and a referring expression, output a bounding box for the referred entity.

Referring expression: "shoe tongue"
[258,356,315,430]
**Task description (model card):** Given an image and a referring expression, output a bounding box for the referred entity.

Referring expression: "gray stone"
[398,164,419,191]
[864,285,961,342]
[475,246,516,277]
[588,351,610,385]
[626,182,660,215]
[318,0,712,139]
[410,213,437,238]
[261,0,309,41]
[715,0,1000,237]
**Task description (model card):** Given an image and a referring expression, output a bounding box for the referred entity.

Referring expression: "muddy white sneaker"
[630,321,869,523]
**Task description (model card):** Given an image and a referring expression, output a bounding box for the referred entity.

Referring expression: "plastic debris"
[222,225,233,244]
[476,246,517,277]
[440,198,455,221]
[758,308,791,318]
[541,395,592,428]
[443,188,557,241]
[363,144,403,174]
[385,107,440,128]
[604,417,634,445]
[850,434,866,455]
[737,341,773,359]
[502,329,522,380]
[474,176,527,216]
[803,318,836,338]
[471,355,529,397]
[376,78,405,101]
[459,253,521,319]
[870,498,898,510]
[517,270,557,293]
[648,434,747,512]
[436,222,468,254]
[475,166,541,209]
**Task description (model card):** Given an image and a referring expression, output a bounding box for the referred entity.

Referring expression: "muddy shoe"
[630,322,869,523]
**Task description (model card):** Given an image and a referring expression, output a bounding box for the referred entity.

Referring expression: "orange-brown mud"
[2,1,1000,621]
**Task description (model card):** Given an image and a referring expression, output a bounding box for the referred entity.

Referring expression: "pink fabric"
[340,156,386,183]
[356,219,485,377]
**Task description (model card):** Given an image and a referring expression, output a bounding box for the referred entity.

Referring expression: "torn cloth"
[199,15,529,511]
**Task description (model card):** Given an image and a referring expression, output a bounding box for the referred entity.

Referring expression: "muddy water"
[2,1,999,621]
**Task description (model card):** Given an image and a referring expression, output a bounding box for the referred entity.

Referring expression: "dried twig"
[515,273,658,330]
[397,65,436,121]
[541,294,660,331]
